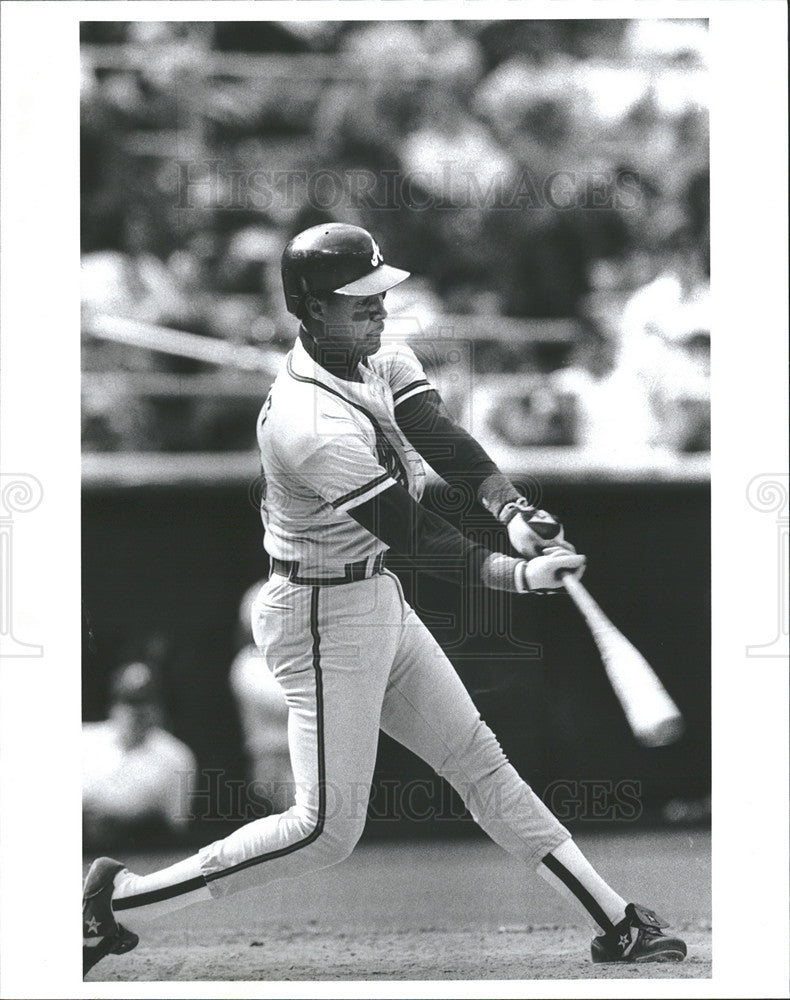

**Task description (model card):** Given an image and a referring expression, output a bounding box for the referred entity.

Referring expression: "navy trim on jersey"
[286,354,409,489]
[331,472,391,510]
[541,852,615,933]
[392,378,430,404]
[114,589,327,909]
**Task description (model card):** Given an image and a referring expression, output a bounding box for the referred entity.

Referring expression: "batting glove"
[523,547,586,592]
[500,497,575,559]
[480,549,585,594]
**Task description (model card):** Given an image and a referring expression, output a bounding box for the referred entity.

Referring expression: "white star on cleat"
[86,915,101,935]
[618,933,630,949]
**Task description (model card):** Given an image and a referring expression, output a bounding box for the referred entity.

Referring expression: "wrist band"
[498,496,534,525]
[477,472,522,521]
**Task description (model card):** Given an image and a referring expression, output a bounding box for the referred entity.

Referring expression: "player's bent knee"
[316,818,366,867]
[317,838,355,868]
[434,722,510,786]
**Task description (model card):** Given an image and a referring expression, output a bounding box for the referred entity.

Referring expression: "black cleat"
[83,857,139,977]
[591,903,687,964]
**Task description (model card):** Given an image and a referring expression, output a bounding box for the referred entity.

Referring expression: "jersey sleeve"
[374,343,434,409]
[293,425,397,513]
[348,481,491,586]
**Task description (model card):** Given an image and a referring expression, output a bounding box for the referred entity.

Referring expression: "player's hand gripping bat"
[558,569,685,747]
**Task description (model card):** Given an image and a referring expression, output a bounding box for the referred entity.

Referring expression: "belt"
[270,552,386,586]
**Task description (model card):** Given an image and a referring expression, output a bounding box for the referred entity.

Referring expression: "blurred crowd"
[83,660,198,849]
[81,19,709,458]
[82,584,293,851]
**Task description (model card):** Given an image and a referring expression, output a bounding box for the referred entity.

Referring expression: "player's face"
[319,292,388,356]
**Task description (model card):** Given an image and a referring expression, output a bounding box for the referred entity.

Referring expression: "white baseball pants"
[196,569,570,899]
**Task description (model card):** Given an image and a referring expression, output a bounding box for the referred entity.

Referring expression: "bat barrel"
[636,713,685,748]
[559,571,685,749]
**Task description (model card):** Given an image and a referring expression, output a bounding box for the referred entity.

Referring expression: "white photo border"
[0,2,787,997]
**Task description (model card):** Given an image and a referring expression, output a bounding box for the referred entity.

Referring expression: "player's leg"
[379,589,685,960]
[378,588,629,934]
[99,575,402,934]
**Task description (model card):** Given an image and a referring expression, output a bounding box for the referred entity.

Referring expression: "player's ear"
[303,293,327,322]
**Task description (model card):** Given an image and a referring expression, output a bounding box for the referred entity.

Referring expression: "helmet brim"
[333,263,410,297]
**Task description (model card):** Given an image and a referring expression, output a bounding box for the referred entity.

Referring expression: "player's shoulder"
[265,358,361,448]
[82,720,113,745]
[273,382,358,444]
[368,340,427,383]
[148,727,196,768]
[369,339,421,369]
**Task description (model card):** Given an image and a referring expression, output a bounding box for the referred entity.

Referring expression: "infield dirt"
[85,828,711,982]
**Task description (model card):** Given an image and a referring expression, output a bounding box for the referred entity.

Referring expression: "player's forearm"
[348,484,583,594]
[394,390,520,519]
[348,482,491,586]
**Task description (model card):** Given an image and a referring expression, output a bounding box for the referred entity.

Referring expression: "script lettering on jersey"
[375,431,409,490]
[259,389,273,428]
[255,389,273,519]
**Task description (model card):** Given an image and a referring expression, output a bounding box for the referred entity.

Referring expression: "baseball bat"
[559,571,684,747]
[83,313,281,377]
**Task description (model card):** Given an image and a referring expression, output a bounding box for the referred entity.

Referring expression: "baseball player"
[83,223,686,975]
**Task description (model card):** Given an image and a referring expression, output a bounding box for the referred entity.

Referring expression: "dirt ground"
[85,828,711,983]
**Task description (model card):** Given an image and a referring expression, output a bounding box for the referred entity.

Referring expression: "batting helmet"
[281,223,410,316]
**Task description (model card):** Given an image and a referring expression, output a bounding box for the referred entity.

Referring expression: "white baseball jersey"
[256,335,434,576]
